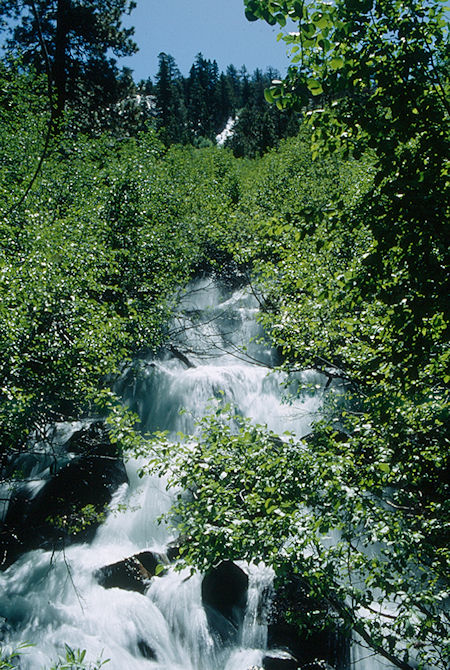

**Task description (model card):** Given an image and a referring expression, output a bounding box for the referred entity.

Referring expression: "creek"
[0,278,388,670]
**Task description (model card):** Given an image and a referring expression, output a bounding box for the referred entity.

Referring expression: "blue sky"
[121,0,292,81]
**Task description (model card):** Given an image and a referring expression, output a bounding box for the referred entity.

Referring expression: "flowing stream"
[0,278,379,670]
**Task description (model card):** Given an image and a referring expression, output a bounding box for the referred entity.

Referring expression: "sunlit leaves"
[0,66,248,455]
[145,402,448,668]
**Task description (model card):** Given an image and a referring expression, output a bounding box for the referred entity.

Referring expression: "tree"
[212,72,235,132]
[225,63,242,109]
[245,0,449,287]
[186,53,221,140]
[241,0,449,430]
[141,2,449,668]
[225,68,300,157]
[0,0,137,118]
[155,52,188,144]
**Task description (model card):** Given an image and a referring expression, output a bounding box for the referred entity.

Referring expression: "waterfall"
[0,278,337,669]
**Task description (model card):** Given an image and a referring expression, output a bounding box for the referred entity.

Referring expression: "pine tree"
[225,64,242,110]
[225,68,300,157]
[0,0,137,119]
[213,73,234,133]
[186,53,223,140]
[155,52,188,145]
[239,66,251,107]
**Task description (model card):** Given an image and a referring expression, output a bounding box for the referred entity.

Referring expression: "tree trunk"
[54,0,69,118]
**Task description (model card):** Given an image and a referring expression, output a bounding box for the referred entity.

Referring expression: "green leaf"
[245,9,259,22]
[264,88,275,104]
[307,78,324,96]
[330,56,345,70]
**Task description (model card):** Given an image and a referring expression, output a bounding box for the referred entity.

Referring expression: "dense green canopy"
[0,0,137,120]
[0,0,448,667]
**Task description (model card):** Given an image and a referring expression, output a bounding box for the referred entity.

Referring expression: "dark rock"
[166,544,180,562]
[28,455,127,539]
[201,560,248,644]
[166,536,188,562]
[95,551,164,594]
[267,575,350,670]
[203,605,240,645]
[2,449,63,482]
[1,485,30,528]
[1,451,128,570]
[136,550,163,575]
[137,639,157,660]
[263,651,299,670]
[65,421,120,458]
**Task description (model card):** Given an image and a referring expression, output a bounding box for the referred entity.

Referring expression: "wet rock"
[96,551,164,594]
[137,639,157,660]
[267,575,350,670]
[201,560,248,644]
[1,451,128,570]
[166,545,180,562]
[137,550,165,574]
[29,455,127,539]
[165,537,181,562]
[263,650,299,670]
[65,420,120,457]
[166,536,189,562]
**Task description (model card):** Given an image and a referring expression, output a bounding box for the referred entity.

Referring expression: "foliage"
[243,0,449,326]
[0,644,32,669]
[46,504,106,536]
[0,64,247,473]
[0,0,137,124]
[133,2,449,668]
[49,645,108,670]
[151,52,300,154]
[147,401,449,669]
[0,644,107,670]
[154,52,188,145]
[224,67,300,157]
[0,3,448,662]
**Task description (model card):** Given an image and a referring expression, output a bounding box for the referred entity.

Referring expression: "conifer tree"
[155,52,187,144]
[0,0,137,118]
[225,64,242,109]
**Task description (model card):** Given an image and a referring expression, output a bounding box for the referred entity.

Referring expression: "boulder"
[165,537,182,562]
[137,639,157,660]
[165,535,191,562]
[95,551,164,594]
[267,575,350,670]
[201,560,248,644]
[263,651,299,670]
[65,420,120,457]
[1,448,127,570]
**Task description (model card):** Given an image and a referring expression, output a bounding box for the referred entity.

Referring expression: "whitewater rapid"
[0,278,347,669]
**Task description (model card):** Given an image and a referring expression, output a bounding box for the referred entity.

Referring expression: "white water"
[215,118,237,146]
[0,278,330,669]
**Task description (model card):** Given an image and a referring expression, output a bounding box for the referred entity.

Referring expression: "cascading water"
[0,278,338,669]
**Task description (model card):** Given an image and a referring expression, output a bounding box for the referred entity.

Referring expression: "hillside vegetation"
[0,0,448,667]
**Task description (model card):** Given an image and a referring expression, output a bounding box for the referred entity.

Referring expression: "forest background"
[0,1,448,669]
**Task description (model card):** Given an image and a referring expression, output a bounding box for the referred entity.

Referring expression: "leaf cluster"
[0,64,248,467]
